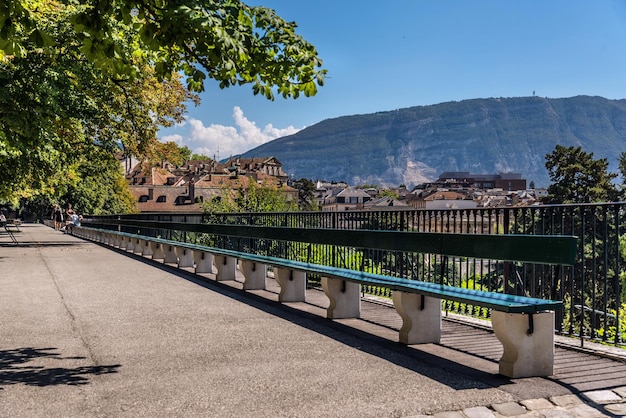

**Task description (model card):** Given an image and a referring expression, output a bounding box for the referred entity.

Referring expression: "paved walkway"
[2,225,626,417]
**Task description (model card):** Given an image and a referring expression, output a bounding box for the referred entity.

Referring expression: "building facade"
[126,157,295,212]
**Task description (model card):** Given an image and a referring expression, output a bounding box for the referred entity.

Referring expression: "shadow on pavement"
[0,347,120,388]
[118,247,514,392]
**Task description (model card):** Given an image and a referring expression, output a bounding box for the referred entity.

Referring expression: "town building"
[320,187,373,211]
[126,157,296,212]
[407,189,476,210]
[436,172,527,191]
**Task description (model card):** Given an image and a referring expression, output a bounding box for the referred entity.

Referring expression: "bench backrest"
[87,219,578,267]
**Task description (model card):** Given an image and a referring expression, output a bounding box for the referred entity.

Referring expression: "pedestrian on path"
[52,204,63,230]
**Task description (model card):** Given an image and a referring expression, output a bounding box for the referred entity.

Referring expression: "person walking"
[62,204,76,234]
[52,204,63,230]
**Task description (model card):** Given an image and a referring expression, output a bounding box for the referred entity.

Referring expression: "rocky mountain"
[241,96,626,188]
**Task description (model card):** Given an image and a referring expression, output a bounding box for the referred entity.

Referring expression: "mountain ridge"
[241,96,626,188]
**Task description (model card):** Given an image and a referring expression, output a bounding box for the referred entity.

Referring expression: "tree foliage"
[544,145,618,204]
[1,0,326,98]
[617,151,626,201]
[62,149,138,215]
[0,4,197,205]
[191,152,212,161]
[291,178,317,211]
[201,179,298,214]
[1,1,324,211]
[380,189,399,199]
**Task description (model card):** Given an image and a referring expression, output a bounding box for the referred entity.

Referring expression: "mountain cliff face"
[241,96,626,187]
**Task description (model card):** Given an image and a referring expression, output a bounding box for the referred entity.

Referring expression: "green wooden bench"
[74,225,577,378]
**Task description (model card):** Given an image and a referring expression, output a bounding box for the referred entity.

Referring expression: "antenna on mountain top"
[533,91,536,96]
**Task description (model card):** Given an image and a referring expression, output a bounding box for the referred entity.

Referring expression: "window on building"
[156,196,166,203]
[138,195,149,202]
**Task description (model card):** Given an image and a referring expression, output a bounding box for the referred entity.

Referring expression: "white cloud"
[168,106,303,159]
[160,134,184,146]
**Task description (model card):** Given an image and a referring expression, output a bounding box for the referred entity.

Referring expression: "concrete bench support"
[392,291,442,344]
[163,245,178,264]
[492,310,555,378]
[193,251,214,274]
[125,236,134,252]
[133,238,143,255]
[176,247,194,268]
[106,233,116,246]
[111,233,121,247]
[274,268,306,302]
[240,260,267,290]
[214,255,237,281]
[118,235,128,250]
[322,277,361,319]
[139,239,153,257]
[150,242,165,260]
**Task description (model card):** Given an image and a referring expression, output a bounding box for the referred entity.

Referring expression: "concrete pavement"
[2,224,626,417]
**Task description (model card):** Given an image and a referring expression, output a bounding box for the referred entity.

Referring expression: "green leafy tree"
[197,179,298,252]
[617,151,626,201]
[544,145,618,203]
[291,178,318,211]
[0,6,196,204]
[543,146,622,340]
[1,1,325,210]
[356,184,379,189]
[243,181,298,212]
[179,146,192,163]
[62,149,138,215]
[380,189,400,199]
[1,0,326,98]
[202,179,297,214]
[191,152,213,161]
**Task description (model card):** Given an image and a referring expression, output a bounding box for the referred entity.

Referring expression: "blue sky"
[160,0,626,159]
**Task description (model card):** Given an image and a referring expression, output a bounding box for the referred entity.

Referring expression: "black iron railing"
[85,202,626,347]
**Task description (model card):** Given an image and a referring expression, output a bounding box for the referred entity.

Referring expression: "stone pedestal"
[492,310,555,378]
[322,277,360,319]
[150,242,165,260]
[193,251,213,274]
[240,260,267,290]
[111,234,121,247]
[139,239,153,257]
[175,247,194,268]
[124,237,134,252]
[214,255,237,281]
[392,291,441,344]
[274,268,307,302]
[132,238,143,255]
[163,245,178,264]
